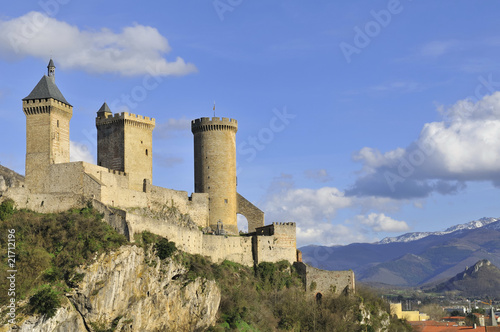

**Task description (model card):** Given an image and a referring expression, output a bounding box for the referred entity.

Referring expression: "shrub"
[140,231,158,246]
[154,238,177,260]
[0,206,127,305]
[0,199,15,220]
[28,285,61,318]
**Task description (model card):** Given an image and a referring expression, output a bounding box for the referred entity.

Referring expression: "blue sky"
[1,1,500,247]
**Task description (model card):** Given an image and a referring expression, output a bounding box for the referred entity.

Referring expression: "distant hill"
[300,218,500,287]
[424,259,500,298]
[379,217,500,244]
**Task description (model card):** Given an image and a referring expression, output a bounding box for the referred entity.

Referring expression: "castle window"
[57,120,59,128]
[145,149,148,156]
[224,199,228,204]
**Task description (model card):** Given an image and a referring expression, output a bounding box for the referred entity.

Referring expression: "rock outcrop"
[0,165,24,192]
[4,245,220,332]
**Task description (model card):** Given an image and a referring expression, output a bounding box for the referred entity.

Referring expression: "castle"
[0,60,354,296]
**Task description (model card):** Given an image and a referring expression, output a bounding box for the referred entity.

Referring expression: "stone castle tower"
[192,117,239,234]
[22,59,73,193]
[95,103,155,191]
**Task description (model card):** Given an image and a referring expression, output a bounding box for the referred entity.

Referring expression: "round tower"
[192,117,238,234]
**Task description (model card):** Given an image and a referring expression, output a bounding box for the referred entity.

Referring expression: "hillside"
[0,200,411,331]
[301,217,500,287]
[425,259,500,298]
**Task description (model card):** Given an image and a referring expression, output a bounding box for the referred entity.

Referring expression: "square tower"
[95,103,155,191]
[22,60,73,193]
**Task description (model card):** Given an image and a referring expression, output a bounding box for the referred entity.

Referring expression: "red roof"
[409,320,500,332]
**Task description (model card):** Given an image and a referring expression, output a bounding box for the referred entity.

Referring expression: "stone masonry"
[0,59,355,295]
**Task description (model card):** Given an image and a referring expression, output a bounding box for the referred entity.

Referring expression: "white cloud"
[348,92,500,198]
[154,117,192,139]
[304,169,333,183]
[0,12,197,77]
[261,174,405,246]
[264,186,352,226]
[350,213,410,233]
[418,40,458,57]
[70,141,94,164]
[296,223,372,247]
[352,147,405,173]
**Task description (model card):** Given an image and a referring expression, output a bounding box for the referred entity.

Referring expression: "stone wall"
[254,223,297,265]
[294,262,355,297]
[92,199,130,239]
[125,211,204,255]
[237,193,264,233]
[145,183,209,229]
[0,157,299,268]
[202,235,254,266]
[111,208,255,266]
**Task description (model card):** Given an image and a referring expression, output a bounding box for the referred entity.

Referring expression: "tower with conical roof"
[23,59,73,193]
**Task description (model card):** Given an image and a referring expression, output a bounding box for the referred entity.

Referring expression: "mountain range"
[300,217,500,287]
[427,259,500,298]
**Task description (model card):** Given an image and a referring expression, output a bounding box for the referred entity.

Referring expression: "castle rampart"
[96,112,155,127]
[293,263,355,297]
[0,60,356,296]
[253,222,297,264]
[23,98,73,114]
[191,117,238,133]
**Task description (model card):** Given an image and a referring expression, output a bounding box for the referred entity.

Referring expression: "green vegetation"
[0,199,15,221]
[177,256,411,331]
[0,201,411,330]
[154,237,177,260]
[0,200,127,317]
[28,285,61,318]
[134,231,178,260]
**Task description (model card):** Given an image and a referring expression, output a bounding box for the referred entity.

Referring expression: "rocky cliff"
[4,245,220,332]
[0,165,24,192]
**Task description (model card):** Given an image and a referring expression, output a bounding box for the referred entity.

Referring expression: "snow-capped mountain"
[378,217,500,244]
[300,216,500,287]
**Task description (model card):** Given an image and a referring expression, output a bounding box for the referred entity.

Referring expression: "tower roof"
[47,58,55,68]
[23,75,71,106]
[97,102,112,115]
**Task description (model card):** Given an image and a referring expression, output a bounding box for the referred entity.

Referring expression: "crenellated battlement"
[96,112,155,128]
[191,117,238,134]
[272,222,296,227]
[23,98,73,115]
